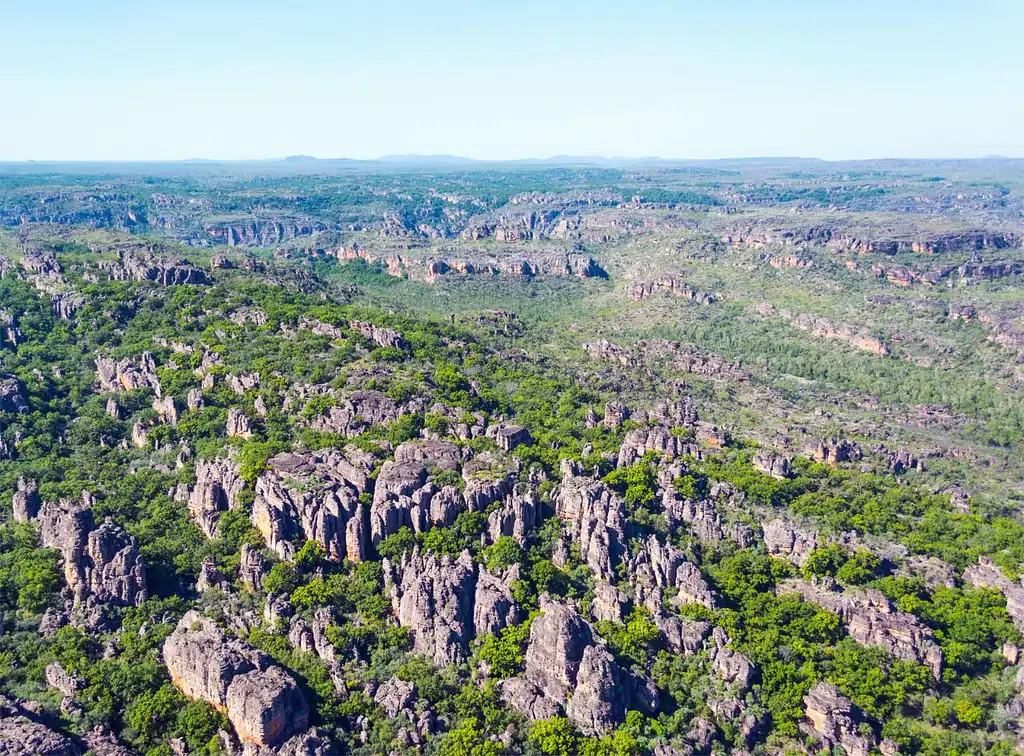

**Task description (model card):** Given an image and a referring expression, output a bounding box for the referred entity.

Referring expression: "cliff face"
[335,246,607,281]
[206,219,328,247]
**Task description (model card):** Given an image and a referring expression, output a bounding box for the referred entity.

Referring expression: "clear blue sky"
[2,0,1021,161]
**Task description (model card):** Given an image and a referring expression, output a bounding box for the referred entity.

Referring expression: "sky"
[1,0,1021,162]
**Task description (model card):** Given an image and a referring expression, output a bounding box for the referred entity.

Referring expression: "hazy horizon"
[1,153,1021,165]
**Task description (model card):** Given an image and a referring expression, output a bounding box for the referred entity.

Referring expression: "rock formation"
[627,535,716,612]
[499,598,656,735]
[802,682,877,756]
[0,694,81,755]
[751,451,791,479]
[350,320,408,349]
[226,407,253,438]
[252,448,373,562]
[630,279,715,304]
[12,476,40,522]
[383,549,476,666]
[99,249,211,286]
[31,494,147,609]
[554,463,627,580]
[188,457,245,537]
[95,353,162,396]
[762,517,821,566]
[163,611,309,747]
[780,579,942,678]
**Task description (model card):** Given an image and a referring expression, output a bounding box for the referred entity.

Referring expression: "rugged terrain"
[1,157,1023,755]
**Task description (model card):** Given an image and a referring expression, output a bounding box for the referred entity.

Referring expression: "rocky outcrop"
[627,535,715,612]
[0,695,81,755]
[630,279,715,304]
[99,249,211,286]
[11,476,40,522]
[802,682,877,756]
[875,445,925,474]
[32,495,147,609]
[762,517,820,566]
[188,458,245,537]
[963,557,1024,634]
[473,565,522,638]
[52,291,86,320]
[152,395,178,426]
[239,544,268,591]
[226,408,253,438]
[337,245,606,281]
[554,463,627,580]
[751,451,791,479]
[566,644,632,736]
[95,353,162,396]
[309,390,405,437]
[781,579,942,678]
[374,677,417,719]
[752,304,889,356]
[288,608,337,664]
[206,219,327,247]
[350,320,408,349]
[81,521,148,607]
[383,547,522,667]
[228,372,261,395]
[656,615,711,655]
[486,489,539,545]
[617,426,696,467]
[370,440,467,545]
[790,313,889,355]
[508,599,593,709]
[252,448,373,562]
[486,423,532,452]
[0,377,28,415]
[383,550,476,667]
[163,611,309,747]
[500,598,656,735]
[802,438,863,466]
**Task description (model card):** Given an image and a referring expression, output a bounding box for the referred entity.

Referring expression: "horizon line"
[0,153,1020,166]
